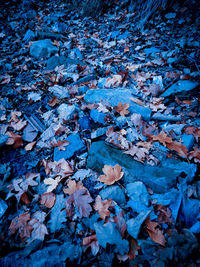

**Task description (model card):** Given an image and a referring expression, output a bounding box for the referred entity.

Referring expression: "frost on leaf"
[94,195,112,220]
[99,165,124,185]
[65,189,93,219]
[115,102,130,117]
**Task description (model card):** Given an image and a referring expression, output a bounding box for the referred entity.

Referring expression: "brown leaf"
[124,145,148,163]
[66,189,93,219]
[48,96,60,107]
[20,192,30,204]
[10,119,27,131]
[115,102,130,116]
[40,192,56,208]
[167,141,188,158]
[82,235,99,256]
[6,131,23,148]
[152,132,173,147]
[94,195,112,220]
[145,217,166,246]
[188,147,200,163]
[9,212,32,240]
[113,211,127,237]
[63,180,85,195]
[99,164,124,185]
[184,126,200,138]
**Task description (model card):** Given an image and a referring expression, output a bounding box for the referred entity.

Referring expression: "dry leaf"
[6,131,23,148]
[115,102,130,116]
[9,212,32,240]
[10,119,27,131]
[188,147,200,163]
[130,97,145,107]
[44,176,61,192]
[152,132,173,147]
[105,74,122,88]
[94,195,112,219]
[99,164,124,185]
[145,217,166,246]
[167,141,188,158]
[63,180,85,195]
[40,192,56,208]
[25,141,36,151]
[82,235,99,256]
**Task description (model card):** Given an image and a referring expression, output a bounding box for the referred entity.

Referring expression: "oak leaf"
[115,102,130,116]
[99,165,124,185]
[94,195,112,219]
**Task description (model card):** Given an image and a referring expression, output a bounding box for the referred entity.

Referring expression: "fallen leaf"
[6,131,23,148]
[9,212,32,240]
[94,195,112,219]
[115,102,130,116]
[113,211,127,237]
[152,132,173,147]
[63,180,85,195]
[44,176,61,192]
[145,217,166,246]
[130,97,145,107]
[65,189,93,219]
[167,141,188,158]
[40,192,56,208]
[82,234,99,256]
[25,141,36,151]
[188,147,200,163]
[10,119,27,131]
[124,145,148,163]
[105,74,122,88]
[99,164,124,185]
[28,211,48,241]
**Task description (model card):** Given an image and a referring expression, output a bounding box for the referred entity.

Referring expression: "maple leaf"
[6,131,23,148]
[97,103,109,113]
[99,165,124,185]
[9,212,32,240]
[145,217,166,246]
[94,195,112,220]
[44,176,61,192]
[188,147,200,163]
[45,158,73,179]
[40,192,56,208]
[65,189,93,219]
[124,145,148,163]
[152,132,173,147]
[28,211,48,242]
[115,102,130,117]
[82,234,99,256]
[63,180,85,195]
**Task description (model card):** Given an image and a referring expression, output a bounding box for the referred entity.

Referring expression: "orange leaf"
[99,164,124,185]
[93,195,112,219]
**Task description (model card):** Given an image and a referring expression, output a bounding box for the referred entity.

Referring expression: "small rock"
[90,109,107,125]
[143,47,160,55]
[78,116,92,130]
[23,124,38,142]
[57,104,76,121]
[46,56,85,70]
[91,127,108,139]
[84,88,152,121]
[53,133,86,161]
[126,181,150,206]
[115,116,127,128]
[152,113,182,121]
[0,199,8,219]
[72,74,96,86]
[161,80,198,97]
[164,124,185,135]
[181,133,195,150]
[0,134,8,147]
[99,185,126,205]
[127,210,152,239]
[48,85,70,99]
[165,13,176,19]
[30,39,58,58]
[23,29,35,43]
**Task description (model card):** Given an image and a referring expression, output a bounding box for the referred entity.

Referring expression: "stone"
[87,141,197,193]
[84,89,152,121]
[23,29,35,42]
[54,133,86,161]
[0,134,8,147]
[164,124,185,135]
[181,133,195,150]
[0,199,8,219]
[161,80,198,97]
[46,56,85,70]
[127,210,152,239]
[30,39,58,58]
[152,113,182,121]
[99,185,126,205]
[78,116,92,130]
[90,109,107,125]
[126,182,150,206]
[48,85,70,99]
[91,127,108,139]
[57,104,76,121]
[72,74,96,86]
[143,47,160,55]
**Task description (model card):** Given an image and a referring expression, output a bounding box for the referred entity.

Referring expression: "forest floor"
[0,0,200,266]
